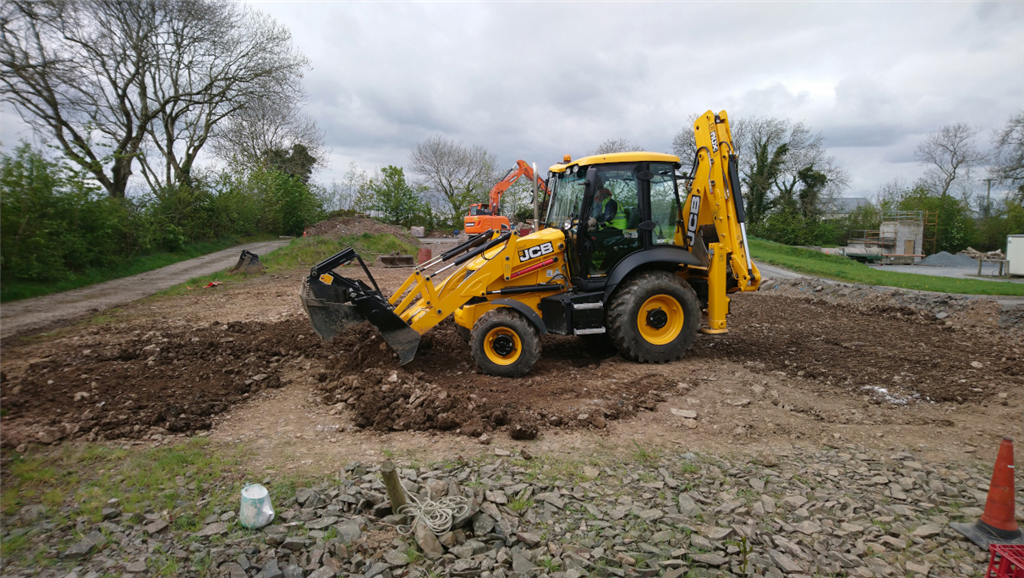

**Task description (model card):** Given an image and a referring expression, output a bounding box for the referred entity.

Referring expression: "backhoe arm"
[685,110,761,292]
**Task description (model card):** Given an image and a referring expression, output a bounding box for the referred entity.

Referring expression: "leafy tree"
[262,143,318,184]
[896,186,975,254]
[673,115,848,228]
[0,144,129,279]
[360,166,424,226]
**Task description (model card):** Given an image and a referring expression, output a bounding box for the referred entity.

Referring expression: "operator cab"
[546,152,683,290]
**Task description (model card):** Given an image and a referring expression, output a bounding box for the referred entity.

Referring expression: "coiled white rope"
[395,481,469,536]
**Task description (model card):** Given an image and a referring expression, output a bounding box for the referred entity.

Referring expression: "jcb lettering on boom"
[518,242,554,262]
[686,196,701,245]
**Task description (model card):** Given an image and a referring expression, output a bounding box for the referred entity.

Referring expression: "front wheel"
[470,309,541,377]
[607,270,701,363]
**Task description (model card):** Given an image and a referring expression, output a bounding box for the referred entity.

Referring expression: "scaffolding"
[848,229,895,248]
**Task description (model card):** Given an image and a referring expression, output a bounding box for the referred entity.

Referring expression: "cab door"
[576,163,643,279]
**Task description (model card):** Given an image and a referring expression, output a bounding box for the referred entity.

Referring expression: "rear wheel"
[607,270,700,363]
[470,309,541,377]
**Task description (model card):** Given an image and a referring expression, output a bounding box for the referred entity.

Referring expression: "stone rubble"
[0,445,1006,578]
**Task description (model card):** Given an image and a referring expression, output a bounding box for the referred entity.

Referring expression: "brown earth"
[2,262,1022,466]
[304,216,421,247]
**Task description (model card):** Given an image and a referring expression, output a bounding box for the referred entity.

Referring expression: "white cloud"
[5,2,1022,198]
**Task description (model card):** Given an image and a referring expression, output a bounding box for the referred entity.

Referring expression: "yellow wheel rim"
[484,327,522,365]
[637,295,683,345]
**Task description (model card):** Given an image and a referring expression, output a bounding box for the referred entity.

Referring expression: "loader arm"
[301,230,566,365]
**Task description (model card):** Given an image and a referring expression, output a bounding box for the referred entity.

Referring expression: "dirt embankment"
[304,216,420,248]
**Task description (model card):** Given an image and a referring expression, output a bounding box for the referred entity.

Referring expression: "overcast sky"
[2,2,1022,199]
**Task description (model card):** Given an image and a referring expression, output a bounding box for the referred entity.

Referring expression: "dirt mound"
[918,251,977,267]
[313,320,672,438]
[305,216,419,247]
[0,318,328,448]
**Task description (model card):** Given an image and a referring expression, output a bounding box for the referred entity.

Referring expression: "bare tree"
[210,94,323,176]
[139,3,309,190]
[410,135,497,225]
[0,0,310,197]
[670,113,701,166]
[590,138,644,155]
[992,112,1024,202]
[914,123,985,197]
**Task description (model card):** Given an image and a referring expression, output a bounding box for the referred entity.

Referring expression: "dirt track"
[2,261,1021,463]
[0,239,290,339]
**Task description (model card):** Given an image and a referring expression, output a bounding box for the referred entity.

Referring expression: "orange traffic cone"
[952,437,1024,548]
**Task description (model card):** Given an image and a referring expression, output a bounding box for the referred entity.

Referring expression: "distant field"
[749,238,1024,296]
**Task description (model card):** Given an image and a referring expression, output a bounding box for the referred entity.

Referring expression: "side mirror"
[638,221,657,232]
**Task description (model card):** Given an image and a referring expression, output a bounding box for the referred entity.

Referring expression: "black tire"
[607,270,701,363]
[456,325,471,342]
[470,308,541,378]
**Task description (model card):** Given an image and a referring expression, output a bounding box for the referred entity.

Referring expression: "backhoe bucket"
[300,248,421,365]
[378,252,416,268]
[230,250,264,275]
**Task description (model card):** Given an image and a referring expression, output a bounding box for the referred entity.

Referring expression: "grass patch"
[157,232,419,298]
[630,441,662,465]
[0,236,274,303]
[262,233,418,270]
[750,238,1024,296]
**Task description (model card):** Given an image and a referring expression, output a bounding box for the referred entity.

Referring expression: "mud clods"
[313,320,671,439]
[0,318,327,448]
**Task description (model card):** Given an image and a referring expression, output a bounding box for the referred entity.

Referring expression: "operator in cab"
[587,188,626,230]
[585,187,628,273]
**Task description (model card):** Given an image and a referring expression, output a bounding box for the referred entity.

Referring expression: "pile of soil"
[304,217,420,248]
[918,251,978,267]
[0,318,328,448]
[312,321,674,438]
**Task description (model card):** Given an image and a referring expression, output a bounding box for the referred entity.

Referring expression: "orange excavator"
[464,160,550,234]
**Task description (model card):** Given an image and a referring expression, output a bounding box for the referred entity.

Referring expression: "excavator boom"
[464,160,550,234]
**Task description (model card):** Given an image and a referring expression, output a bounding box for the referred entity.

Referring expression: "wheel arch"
[603,246,702,302]
[489,298,548,335]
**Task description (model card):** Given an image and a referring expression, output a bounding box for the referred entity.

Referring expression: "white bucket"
[239,484,275,529]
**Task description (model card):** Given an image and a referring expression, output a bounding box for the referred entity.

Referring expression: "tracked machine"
[302,111,761,377]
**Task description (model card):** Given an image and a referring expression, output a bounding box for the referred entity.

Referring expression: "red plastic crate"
[989,545,1024,578]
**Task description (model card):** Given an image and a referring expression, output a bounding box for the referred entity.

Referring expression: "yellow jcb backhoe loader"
[301,110,761,377]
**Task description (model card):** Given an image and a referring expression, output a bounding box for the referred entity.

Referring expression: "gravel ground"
[0,444,1007,578]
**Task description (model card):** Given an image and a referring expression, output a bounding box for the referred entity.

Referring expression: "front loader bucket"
[230,250,264,275]
[378,252,416,268]
[300,248,421,365]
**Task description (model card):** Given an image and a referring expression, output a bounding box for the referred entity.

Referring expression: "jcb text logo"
[686,196,701,246]
[518,242,554,262]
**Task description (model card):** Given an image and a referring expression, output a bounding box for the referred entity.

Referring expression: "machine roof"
[548,151,681,173]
